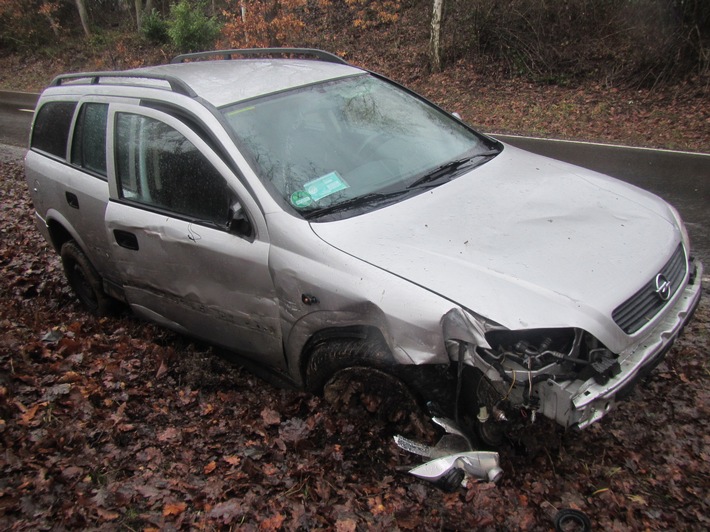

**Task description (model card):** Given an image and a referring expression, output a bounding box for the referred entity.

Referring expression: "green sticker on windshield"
[290,190,314,208]
[304,172,349,201]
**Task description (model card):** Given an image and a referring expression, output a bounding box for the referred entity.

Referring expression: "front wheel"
[305,338,432,432]
[305,338,383,392]
[60,241,114,316]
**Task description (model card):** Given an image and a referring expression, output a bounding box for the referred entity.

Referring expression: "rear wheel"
[60,241,114,316]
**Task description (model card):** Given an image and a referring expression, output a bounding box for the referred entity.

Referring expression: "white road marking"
[489,132,710,157]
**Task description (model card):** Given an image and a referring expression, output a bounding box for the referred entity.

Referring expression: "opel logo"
[654,274,671,301]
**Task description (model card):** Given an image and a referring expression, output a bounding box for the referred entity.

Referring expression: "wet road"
[1,91,708,265]
[0,90,36,147]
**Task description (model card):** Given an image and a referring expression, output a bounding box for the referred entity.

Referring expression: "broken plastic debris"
[394,413,503,489]
[408,451,503,484]
[393,433,470,459]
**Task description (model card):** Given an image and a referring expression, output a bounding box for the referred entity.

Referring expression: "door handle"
[113,229,139,250]
[65,192,79,209]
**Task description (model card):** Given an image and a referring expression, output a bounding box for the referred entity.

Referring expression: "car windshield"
[221,74,500,220]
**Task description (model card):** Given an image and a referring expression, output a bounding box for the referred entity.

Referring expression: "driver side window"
[115,113,233,226]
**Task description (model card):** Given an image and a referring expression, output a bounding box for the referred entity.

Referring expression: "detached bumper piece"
[394,416,503,492]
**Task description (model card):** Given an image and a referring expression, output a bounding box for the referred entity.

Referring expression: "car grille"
[612,244,687,334]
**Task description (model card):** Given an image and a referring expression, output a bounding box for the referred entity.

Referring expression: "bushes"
[167,0,221,53]
[441,0,710,87]
[141,9,169,44]
[138,1,221,52]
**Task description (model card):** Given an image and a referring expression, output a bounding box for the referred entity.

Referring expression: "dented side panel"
[264,211,462,383]
[105,203,284,364]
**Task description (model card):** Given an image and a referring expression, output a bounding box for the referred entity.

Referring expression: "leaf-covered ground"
[1,158,708,529]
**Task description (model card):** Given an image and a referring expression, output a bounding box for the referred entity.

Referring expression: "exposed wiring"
[501,369,516,401]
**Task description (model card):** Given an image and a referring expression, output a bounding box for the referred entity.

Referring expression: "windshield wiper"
[303,189,413,220]
[408,150,500,189]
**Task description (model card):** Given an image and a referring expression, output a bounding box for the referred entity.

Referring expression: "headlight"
[668,203,691,251]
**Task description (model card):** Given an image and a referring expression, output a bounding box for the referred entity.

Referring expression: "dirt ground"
[1,144,708,531]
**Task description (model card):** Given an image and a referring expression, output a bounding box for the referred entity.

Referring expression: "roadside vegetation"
[1,0,709,152]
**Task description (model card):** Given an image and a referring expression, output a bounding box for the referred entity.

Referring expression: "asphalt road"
[0,91,35,146]
[2,91,708,266]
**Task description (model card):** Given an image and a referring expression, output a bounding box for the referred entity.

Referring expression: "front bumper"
[538,258,703,429]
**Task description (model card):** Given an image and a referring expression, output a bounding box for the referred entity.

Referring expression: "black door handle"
[113,229,139,250]
[65,192,79,209]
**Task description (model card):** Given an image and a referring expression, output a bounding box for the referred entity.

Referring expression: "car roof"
[131,59,364,107]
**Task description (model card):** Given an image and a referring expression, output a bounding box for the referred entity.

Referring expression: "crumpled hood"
[310,145,682,350]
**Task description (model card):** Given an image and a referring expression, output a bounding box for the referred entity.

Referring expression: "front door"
[104,105,283,367]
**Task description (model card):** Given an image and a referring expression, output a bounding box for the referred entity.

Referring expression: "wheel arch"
[298,324,396,390]
[46,212,83,255]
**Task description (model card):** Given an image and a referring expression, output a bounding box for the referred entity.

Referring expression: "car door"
[104,104,284,367]
[65,99,123,284]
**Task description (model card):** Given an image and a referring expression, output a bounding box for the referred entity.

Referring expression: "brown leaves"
[163,501,187,517]
[261,406,281,427]
[1,156,709,531]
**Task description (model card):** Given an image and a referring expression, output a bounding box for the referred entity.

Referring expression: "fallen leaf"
[259,513,285,530]
[261,407,280,426]
[155,359,168,379]
[18,402,47,426]
[204,460,217,474]
[628,494,648,506]
[163,501,187,516]
[224,455,241,466]
[157,427,180,442]
[335,516,358,531]
[96,508,120,521]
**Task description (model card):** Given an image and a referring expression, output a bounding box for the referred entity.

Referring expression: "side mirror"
[228,201,254,239]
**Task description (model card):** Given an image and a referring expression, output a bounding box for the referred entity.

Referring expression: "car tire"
[304,337,392,394]
[60,240,114,316]
[305,338,430,432]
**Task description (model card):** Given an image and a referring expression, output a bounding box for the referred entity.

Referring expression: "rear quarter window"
[31,101,77,158]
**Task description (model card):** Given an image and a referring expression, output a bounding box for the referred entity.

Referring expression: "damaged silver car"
[25,48,702,445]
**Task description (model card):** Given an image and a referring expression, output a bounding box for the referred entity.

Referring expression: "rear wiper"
[408,150,500,189]
[303,189,412,220]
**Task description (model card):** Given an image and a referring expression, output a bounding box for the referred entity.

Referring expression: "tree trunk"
[135,0,143,29]
[134,0,154,30]
[241,1,249,46]
[430,0,444,72]
[75,0,91,37]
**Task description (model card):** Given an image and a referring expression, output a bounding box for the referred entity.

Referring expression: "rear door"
[66,99,120,283]
[27,97,119,284]
[104,104,283,366]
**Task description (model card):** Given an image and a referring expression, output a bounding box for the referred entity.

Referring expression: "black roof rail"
[171,48,348,65]
[49,72,197,97]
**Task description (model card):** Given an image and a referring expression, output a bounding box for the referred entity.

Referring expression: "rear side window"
[31,101,77,158]
[115,113,234,226]
[71,103,108,177]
